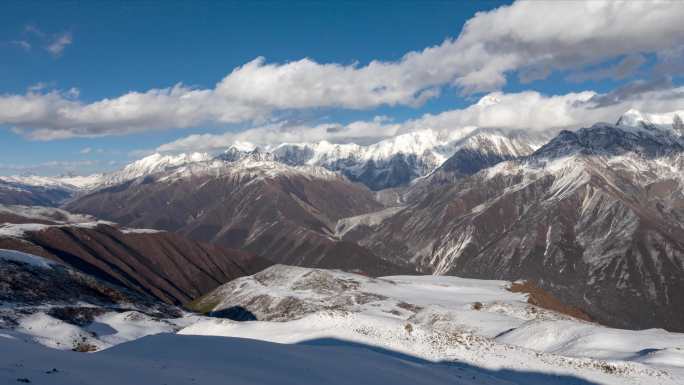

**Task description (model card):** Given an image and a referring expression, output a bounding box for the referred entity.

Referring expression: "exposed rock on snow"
[183,265,684,385]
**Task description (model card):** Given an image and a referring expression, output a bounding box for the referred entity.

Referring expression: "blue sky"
[1,0,683,176]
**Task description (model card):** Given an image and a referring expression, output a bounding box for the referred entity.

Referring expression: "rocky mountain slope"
[65,156,406,276]
[0,205,271,305]
[349,114,684,331]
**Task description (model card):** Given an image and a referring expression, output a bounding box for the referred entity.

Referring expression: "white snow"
[17,312,103,351]
[0,221,118,239]
[3,261,684,384]
[120,228,164,234]
[0,174,102,191]
[100,152,212,186]
[0,223,51,238]
[178,265,684,384]
[0,204,95,223]
[0,204,164,239]
[617,108,684,132]
[0,331,525,385]
[335,206,405,238]
[497,320,684,364]
[272,127,540,181]
[157,157,342,184]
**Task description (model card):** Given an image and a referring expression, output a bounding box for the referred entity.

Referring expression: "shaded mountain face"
[351,122,684,331]
[65,158,409,276]
[332,152,432,191]
[0,206,271,305]
[401,129,541,204]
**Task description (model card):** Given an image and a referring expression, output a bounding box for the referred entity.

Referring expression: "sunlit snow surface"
[3,263,684,384]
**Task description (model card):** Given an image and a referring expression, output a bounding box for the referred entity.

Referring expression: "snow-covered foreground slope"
[3,261,684,384]
[184,265,684,384]
[1,332,598,385]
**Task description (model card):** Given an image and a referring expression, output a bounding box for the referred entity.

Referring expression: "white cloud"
[46,32,72,56]
[213,1,684,103]
[2,86,268,140]
[157,116,401,152]
[157,87,684,152]
[80,147,92,154]
[2,1,684,139]
[10,40,31,51]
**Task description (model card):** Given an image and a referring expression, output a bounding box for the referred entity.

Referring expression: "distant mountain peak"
[532,118,684,161]
[616,108,655,129]
[616,108,684,133]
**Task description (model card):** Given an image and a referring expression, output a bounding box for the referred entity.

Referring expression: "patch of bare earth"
[508,281,593,322]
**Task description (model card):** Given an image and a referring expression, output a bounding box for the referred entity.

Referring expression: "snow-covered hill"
[4,261,684,384]
[186,265,684,384]
[0,332,536,385]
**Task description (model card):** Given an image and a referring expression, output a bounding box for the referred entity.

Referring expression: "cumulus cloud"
[2,86,268,140]
[157,116,401,152]
[157,87,684,152]
[2,0,684,139]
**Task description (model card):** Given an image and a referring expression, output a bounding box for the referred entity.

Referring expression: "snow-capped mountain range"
[349,110,684,331]
[6,108,680,197]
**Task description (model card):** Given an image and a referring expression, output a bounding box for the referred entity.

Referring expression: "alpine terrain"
[4,2,684,384]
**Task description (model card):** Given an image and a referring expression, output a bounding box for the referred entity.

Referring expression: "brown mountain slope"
[0,208,271,305]
[65,159,410,276]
